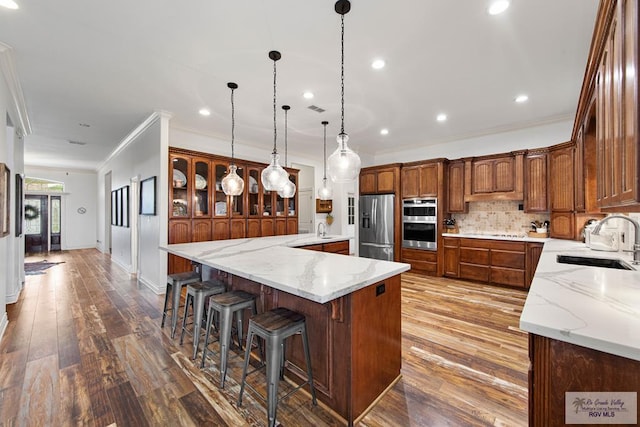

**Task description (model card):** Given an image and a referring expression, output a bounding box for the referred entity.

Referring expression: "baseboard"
[138,275,164,295]
[0,312,8,343]
[5,279,24,304]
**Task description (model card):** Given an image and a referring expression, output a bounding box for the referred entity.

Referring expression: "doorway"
[24,194,62,254]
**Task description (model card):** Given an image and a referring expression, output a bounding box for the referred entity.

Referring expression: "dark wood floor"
[0,249,529,426]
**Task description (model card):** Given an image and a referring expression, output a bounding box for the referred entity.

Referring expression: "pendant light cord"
[323,121,328,180]
[284,107,288,166]
[272,57,278,155]
[340,13,345,136]
[230,86,235,162]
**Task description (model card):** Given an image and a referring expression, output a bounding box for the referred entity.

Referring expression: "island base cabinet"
[529,334,640,427]
[230,274,402,425]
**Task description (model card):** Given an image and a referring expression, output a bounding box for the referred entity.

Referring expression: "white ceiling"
[0,0,599,170]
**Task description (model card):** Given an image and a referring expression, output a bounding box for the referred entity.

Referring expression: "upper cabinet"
[447,160,467,213]
[170,154,191,219]
[524,150,549,213]
[192,157,211,218]
[401,160,444,198]
[360,164,401,195]
[573,0,640,211]
[463,152,524,202]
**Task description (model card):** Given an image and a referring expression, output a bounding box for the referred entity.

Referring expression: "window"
[25,177,64,192]
[347,196,355,225]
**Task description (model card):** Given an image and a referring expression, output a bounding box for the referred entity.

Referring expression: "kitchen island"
[161,233,410,425]
[520,239,640,426]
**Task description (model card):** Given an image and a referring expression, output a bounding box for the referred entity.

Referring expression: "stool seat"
[162,270,201,336]
[180,279,226,359]
[238,307,317,427]
[201,290,257,388]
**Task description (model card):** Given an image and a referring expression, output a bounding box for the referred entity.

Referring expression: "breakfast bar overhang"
[161,234,410,425]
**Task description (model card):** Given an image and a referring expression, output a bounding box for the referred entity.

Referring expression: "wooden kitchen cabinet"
[360,164,400,195]
[443,237,460,278]
[444,237,535,289]
[447,160,467,213]
[464,152,524,202]
[524,150,549,213]
[401,160,444,198]
[549,143,576,239]
[168,147,299,273]
[528,333,640,426]
[401,248,437,275]
[299,240,349,254]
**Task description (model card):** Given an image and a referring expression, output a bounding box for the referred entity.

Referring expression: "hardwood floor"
[1,249,529,426]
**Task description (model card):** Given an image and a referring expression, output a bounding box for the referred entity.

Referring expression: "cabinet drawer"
[443,237,460,247]
[406,259,437,274]
[460,247,490,264]
[460,263,490,282]
[301,244,323,251]
[488,240,526,252]
[402,248,437,262]
[491,250,525,269]
[491,267,525,288]
[323,241,350,254]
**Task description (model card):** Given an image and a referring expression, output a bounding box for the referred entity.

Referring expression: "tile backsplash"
[451,201,550,236]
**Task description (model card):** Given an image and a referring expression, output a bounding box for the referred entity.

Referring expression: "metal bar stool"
[179,279,226,360]
[237,307,317,427]
[200,290,257,388]
[162,269,201,337]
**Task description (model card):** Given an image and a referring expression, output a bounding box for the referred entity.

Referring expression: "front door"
[25,195,48,253]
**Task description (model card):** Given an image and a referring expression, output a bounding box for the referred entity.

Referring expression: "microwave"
[403,198,437,221]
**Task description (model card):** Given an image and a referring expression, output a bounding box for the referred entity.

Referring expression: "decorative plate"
[195,174,207,189]
[173,169,187,187]
[249,176,258,193]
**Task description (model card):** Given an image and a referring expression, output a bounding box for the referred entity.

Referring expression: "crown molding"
[0,42,32,136]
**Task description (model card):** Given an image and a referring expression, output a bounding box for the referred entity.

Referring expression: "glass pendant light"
[261,50,289,192]
[222,82,244,196]
[318,121,333,200]
[327,0,361,183]
[278,105,296,198]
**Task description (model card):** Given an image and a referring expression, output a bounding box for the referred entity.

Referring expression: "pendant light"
[277,105,296,198]
[221,82,245,196]
[327,0,361,183]
[261,50,289,192]
[318,121,333,200]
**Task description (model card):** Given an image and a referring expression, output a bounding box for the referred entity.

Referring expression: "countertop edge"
[442,232,549,243]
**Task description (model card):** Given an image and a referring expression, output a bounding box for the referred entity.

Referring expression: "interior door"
[25,195,48,253]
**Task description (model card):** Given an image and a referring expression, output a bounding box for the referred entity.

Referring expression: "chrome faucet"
[591,214,640,264]
[317,222,326,237]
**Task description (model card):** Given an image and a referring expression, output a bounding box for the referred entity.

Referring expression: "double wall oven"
[402,198,437,250]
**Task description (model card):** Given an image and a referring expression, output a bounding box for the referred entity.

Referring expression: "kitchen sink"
[556,254,635,270]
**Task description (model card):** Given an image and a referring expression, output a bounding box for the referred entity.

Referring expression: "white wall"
[23,166,98,250]
[97,114,168,293]
[372,120,573,165]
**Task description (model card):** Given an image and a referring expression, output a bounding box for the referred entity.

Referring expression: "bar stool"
[179,279,226,360]
[237,307,317,427]
[200,290,257,388]
[162,269,201,338]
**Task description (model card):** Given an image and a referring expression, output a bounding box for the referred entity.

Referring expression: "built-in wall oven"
[402,198,437,250]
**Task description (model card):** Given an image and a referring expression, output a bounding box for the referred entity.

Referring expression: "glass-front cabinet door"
[248,167,260,217]
[230,164,244,217]
[214,161,229,217]
[193,157,210,218]
[170,155,190,218]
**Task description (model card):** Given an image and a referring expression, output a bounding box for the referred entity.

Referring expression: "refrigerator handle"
[372,198,377,229]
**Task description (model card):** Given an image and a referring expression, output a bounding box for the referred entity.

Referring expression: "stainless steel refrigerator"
[359,194,394,261]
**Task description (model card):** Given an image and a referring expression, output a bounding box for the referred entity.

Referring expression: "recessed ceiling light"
[79,123,90,128]
[380,128,389,135]
[371,59,386,70]
[515,94,529,103]
[488,0,509,15]
[0,0,19,9]
[436,114,447,122]
[199,108,211,116]
[303,91,314,99]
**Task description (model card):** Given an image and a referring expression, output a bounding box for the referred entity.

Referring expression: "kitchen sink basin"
[556,254,635,270]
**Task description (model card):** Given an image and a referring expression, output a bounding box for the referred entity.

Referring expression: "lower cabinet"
[401,248,437,275]
[299,240,349,254]
[443,237,543,289]
[529,334,640,426]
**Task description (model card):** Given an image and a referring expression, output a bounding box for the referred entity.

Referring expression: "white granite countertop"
[442,232,549,243]
[161,233,410,304]
[520,238,640,361]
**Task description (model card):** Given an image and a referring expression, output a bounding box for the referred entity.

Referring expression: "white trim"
[98,110,172,171]
[137,275,163,295]
[0,42,32,136]
[0,312,8,343]
[6,287,20,304]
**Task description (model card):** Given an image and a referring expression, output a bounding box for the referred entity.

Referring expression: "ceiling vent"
[68,140,87,145]
[307,105,326,113]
